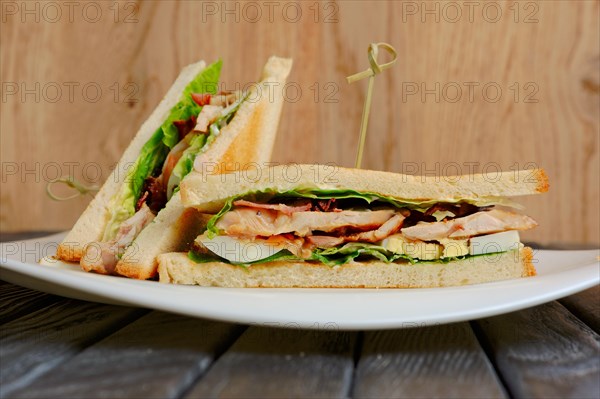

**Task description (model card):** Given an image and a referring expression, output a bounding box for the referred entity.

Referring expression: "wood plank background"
[3,278,599,398]
[1,0,598,245]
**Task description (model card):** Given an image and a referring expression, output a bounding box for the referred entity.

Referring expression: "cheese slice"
[439,239,469,258]
[382,234,442,260]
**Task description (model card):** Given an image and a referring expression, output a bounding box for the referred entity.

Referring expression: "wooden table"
[1,233,599,399]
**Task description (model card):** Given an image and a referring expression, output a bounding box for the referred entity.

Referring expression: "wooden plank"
[352,322,506,398]
[0,283,61,324]
[560,285,600,334]
[184,326,356,398]
[8,311,243,399]
[0,300,144,397]
[0,231,60,243]
[474,302,600,398]
[0,1,598,246]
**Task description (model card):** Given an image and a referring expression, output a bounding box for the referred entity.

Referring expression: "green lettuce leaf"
[280,188,522,209]
[206,197,236,238]
[309,243,417,266]
[102,60,222,240]
[188,249,225,264]
[101,165,137,241]
[188,248,300,267]
[167,133,207,198]
[188,241,486,268]
[130,129,170,206]
[160,60,222,148]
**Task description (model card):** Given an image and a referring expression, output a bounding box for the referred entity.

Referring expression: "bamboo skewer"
[347,43,398,169]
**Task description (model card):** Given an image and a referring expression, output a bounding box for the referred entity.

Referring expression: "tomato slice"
[191,93,211,106]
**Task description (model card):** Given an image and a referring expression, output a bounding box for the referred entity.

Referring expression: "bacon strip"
[315,199,338,212]
[173,115,197,141]
[137,176,167,214]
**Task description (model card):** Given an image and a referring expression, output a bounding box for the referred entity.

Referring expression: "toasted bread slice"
[57,61,208,262]
[157,247,535,288]
[114,56,293,279]
[180,165,549,213]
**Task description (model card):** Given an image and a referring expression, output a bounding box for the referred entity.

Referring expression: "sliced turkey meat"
[401,209,537,241]
[343,214,405,243]
[216,208,396,237]
[233,199,313,215]
[194,105,223,133]
[305,235,345,248]
[81,204,155,275]
[304,214,406,250]
[210,92,239,107]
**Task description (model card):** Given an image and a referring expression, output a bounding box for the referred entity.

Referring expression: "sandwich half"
[158,164,549,288]
[56,57,292,279]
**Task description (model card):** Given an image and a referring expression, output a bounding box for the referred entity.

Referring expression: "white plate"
[1,232,598,330]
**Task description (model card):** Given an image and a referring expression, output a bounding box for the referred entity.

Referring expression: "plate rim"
[1,233,599,330]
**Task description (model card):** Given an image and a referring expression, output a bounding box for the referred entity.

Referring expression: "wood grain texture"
[184,326,356,398]
[474,302,600,399]
[0,297,143,397]
[352,322,506,399]
[0,282,59,324]
[0,1,598,245]
[560,284,600,335]
[9,311,244,399]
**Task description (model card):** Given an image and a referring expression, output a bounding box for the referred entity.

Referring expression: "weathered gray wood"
[184,326,356,398]
[0,283,60,324]
[0,299,144,397]
[560,285,600,334]
[9,311,243,399]
[474,302,600,399]
[352,322,506,399]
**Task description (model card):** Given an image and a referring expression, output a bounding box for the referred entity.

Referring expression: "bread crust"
[157,248,537,288]
[55,245,84,262]
[521,246,536,277]
[534,169,550,193]
[181,165,549,213]
[115,205,210,280]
